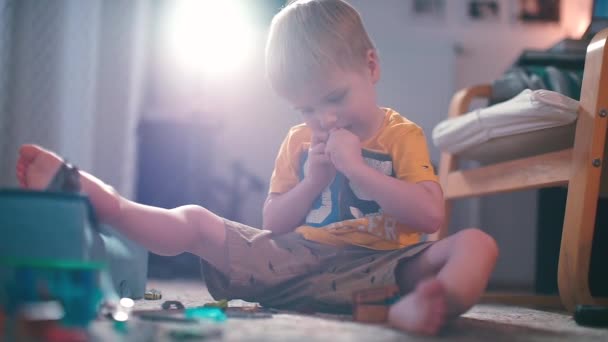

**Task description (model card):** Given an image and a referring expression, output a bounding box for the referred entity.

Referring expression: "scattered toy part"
[352,285,400,323]
[162,300,185,311]
[144,289,162,300]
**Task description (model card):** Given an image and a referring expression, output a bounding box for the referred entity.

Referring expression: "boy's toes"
[388,278,448,336]
[15,144,63,190]
[18,144,44,162]
[417,278,444,297]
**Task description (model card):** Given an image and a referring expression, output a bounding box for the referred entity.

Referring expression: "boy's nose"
[318,113,337,130]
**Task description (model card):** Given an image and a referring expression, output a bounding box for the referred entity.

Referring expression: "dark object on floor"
[147,254,202,280]
[352,285,400,323]
[162,301,185,311]
[574,305,608,327]
[144,289,162,300]
[137,313,196,324]
[536,187,608,297]
[167,327,222,340]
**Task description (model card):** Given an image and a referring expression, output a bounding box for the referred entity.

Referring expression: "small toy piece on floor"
[202,301,273,319]
[202,299,228,309]
[185,307,227,322]
[161,300,185,311]
[352,285,400,323]
[225,309,273,319]
[144,289,162,300]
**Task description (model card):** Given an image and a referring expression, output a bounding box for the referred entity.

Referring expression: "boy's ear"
[366,49,380,84]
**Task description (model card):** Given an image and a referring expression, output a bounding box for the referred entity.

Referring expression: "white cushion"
[432,89,579,157]
[457,122,575,164]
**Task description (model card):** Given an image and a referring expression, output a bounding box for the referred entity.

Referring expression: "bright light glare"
[119,297,134,308]
[166,0,255,76]
[112,311,129,322]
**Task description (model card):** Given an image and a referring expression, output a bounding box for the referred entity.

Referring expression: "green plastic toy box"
[0,190,148,305]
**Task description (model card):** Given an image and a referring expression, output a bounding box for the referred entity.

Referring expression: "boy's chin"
[333,124,353,131]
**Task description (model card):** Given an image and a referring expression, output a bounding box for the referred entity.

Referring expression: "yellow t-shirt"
[269,108,439,250]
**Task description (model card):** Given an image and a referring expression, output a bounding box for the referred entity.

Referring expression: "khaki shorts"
[201,219,432,313]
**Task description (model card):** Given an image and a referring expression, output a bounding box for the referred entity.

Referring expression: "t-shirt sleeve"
[391,125,438,183]
[268,129,305,194]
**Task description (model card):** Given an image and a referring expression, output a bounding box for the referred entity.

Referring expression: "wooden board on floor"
[481,292,565,310]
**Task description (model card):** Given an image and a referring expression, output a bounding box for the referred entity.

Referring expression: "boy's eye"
[327,91,347,104]
[300,109,314,116]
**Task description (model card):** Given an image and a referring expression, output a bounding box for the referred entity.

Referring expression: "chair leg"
[558,157,608,311]
[558,200,602,312]
[558,94,608,312]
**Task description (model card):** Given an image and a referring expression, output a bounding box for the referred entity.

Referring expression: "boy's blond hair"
[265,0,376,96]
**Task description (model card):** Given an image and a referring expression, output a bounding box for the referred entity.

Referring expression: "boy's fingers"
[317,153,331,164]
[324,141,335,156]
[312,131,329,145]
[310,142,326,154]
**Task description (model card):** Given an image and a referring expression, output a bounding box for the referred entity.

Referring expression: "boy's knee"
[457,228,499,261]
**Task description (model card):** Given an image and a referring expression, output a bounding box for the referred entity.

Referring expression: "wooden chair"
[433,28,608,312]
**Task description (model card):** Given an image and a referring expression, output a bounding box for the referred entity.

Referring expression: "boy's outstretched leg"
[16,144,230,275]
[389,228,498,335]
[17,144,125,221]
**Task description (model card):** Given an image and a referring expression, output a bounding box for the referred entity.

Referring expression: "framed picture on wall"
[467,0,501,22]
[518,0,560,22]
[411,0,446,20]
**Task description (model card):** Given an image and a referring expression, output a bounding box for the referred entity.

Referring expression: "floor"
[94,279,608,342]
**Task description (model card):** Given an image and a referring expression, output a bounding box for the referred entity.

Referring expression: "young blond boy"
[15,0,498,335]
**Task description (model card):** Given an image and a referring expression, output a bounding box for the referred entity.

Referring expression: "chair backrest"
[433,28,608,241]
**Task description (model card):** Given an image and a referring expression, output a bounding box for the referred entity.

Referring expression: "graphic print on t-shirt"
[301,149,394,227]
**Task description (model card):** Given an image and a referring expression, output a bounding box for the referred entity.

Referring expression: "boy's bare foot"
[16,144,63,190]
[388,278,447,336]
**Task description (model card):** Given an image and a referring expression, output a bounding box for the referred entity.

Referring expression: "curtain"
[0,0,150,199]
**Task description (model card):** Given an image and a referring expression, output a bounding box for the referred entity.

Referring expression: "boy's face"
[285,50,381,141]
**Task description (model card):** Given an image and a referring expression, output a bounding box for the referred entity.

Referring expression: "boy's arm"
[345,166,444,234]
[262,178,325,234]
[263,132,335,233]
[78,170,210,256]
[326,128,444,234]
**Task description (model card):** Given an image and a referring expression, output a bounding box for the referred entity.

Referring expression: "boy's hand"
[305,131,336,190]
[325,129,365,175]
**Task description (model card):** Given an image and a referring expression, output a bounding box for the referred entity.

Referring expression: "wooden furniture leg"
[558,29,608,312]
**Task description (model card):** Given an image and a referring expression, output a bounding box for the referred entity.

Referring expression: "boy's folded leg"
[200,219,433,313]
